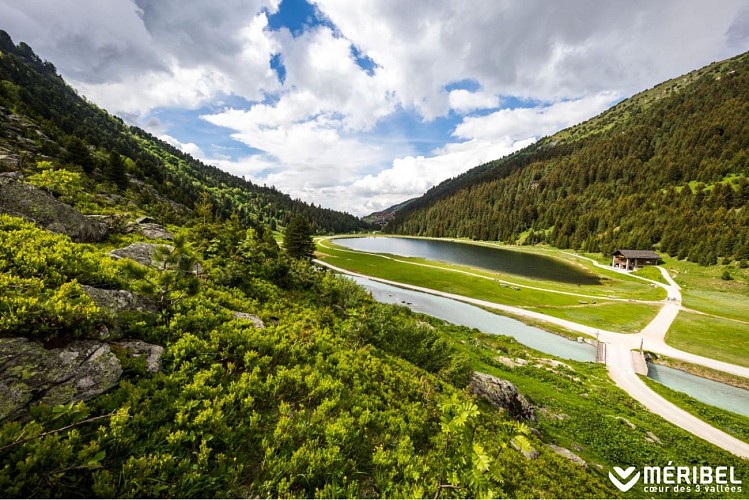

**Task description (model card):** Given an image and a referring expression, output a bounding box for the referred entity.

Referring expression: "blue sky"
[2,0,748,214]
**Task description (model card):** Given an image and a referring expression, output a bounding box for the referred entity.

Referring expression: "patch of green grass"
[666,311,749,368]
[658,256,749,323]
[530,302,659,333]
[642,376,749,444]
[632,265,669,285]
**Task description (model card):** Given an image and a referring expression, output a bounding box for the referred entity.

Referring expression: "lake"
[334,237,601,285]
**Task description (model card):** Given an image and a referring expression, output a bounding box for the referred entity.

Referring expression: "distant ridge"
[385,51,749,265]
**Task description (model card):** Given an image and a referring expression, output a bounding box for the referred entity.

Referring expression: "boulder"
[108,242,173,267]
[548,444,586,467]
[113,340,164,373]
[137,222,174,240]
[81,285,157,315]
[469,371,536,421]
[0,177,108,242]
[80,285,157,339]
[0,338,122,421]
[231,311,265,329]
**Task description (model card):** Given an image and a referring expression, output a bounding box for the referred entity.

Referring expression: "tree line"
[386,52,749,265]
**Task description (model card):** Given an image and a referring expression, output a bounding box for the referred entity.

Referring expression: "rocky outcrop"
[231,311,265,329]
[81,285,157,315]
[136,222,174,240]
[469,371,536,421]
[0,177,108,242]
[113,340,164,373]
[80,285,158,340]
[548,444,586,467]
[0,338,122,421]
[108,242,173,267]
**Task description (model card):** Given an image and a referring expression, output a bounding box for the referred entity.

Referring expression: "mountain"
[0,30,368,234]
[363,197,417,225]
[385,52,749,265]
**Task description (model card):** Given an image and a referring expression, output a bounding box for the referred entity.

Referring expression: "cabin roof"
[612,249,660,259]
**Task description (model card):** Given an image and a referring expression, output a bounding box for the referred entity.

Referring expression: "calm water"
[335,237,601,285]
[350,275,596,361]
[648,363,749,417]
[348,275,749,416]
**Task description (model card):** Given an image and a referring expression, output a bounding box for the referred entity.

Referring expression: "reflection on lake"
[335,237,601,285]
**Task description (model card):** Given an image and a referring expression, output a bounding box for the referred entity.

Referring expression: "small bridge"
[595,341,606,364]
[632,350,648,376]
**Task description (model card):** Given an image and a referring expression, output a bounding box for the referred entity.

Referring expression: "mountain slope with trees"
[0,30,367,234]
[385,52,749,265]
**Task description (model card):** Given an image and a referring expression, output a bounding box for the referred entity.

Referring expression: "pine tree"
[283,214,315,259]
[104,151,128,191]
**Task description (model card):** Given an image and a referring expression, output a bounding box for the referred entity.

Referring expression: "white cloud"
[2,0,748,215]
[159,134,204,158]
[448,89,499,114]
[453,92,617,141]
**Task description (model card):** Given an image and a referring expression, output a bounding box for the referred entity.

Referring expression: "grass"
[642,376,749,444]
[632,265,669,285]
[431,321,749,498]
[530,302,659,334]
[666,311,749,368]
[657,255,749,323]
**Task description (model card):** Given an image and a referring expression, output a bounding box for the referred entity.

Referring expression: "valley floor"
[315,237,749,459]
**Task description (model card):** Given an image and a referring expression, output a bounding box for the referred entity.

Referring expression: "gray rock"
[0,338,122,421]
[0,154,22,170]
[108,242,173,267]
[0,177,109,242]
[548,444,587,467]
[231,311,265,329]
[80,285,157,339]
[645,431,662,444]
[136,216,156,224]
[469,371,536,421]
[113,340,164,373]
[137,222,174,240]
[81,285,157,315]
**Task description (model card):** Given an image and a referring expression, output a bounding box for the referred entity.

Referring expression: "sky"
[2,1,749,216]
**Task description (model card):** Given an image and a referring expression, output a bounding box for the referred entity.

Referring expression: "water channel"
[336,237,749,417]
[335,237,602,285]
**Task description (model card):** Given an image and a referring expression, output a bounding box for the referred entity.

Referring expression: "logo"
[608,464,742,495]
[609,466,640,492]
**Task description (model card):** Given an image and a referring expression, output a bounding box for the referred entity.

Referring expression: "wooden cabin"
[611,249,660,271]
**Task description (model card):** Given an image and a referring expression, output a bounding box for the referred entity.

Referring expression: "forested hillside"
[386,52,749,265]
[0,30,367,233]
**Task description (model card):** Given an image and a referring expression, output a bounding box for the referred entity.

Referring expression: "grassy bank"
[666,311,749,368]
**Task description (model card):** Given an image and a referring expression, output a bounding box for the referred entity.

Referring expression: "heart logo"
[609,466,641,492]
